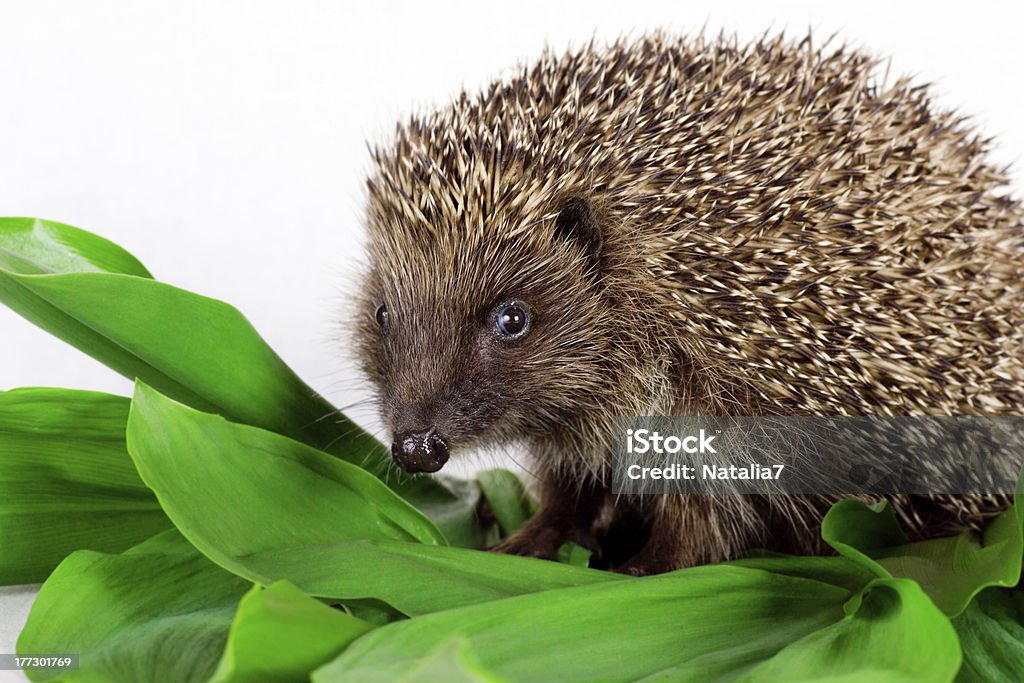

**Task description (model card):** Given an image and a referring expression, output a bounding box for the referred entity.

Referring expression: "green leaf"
[0,216,377,466]
[126,382,446,560]
[126,382,618,616]
[555,543,593,567]
[384,637,509,683]
[820,499,909,575]
[0,217,489,545]
[17,530,251,683]
[727,555,879,594]
[741,578,960,682]
[822,482,1024,616]
[210,581,376,683]
[412,475,488,549]
[0,217,152,277]
[475,470,534,537]
[953,588,1024,682]
[224,539,622,617]
[315,563,959,683]
[0,272,376,458]
[0,387,170,584]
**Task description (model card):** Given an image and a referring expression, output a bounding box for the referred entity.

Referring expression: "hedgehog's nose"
[391,428,449,473]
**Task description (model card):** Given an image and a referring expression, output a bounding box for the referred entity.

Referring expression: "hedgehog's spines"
[360,32,1024,564]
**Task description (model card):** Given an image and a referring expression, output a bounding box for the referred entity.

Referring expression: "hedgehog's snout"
[390,428,450,473]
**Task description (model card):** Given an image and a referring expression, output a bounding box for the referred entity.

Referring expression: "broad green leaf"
[0,271,376,458]
[17,530,250,683]
[387,638,509,683]
[126,382,618,615]
[126,382,446,558]
[820,499,909,576]
[0,217,488,545]
[0,216,377,467]
[223,539,622,616]
[210,581,375,683]
[0,217,151,277]
[822,479,1024,616]
[740,578,960,682]
[953,587,1024,682]
[414,475,488,549]
[315,564,958,683]
[0,388,170,584]
[475,470,534,536]
[555,543,593,567]
[727,555,878,594]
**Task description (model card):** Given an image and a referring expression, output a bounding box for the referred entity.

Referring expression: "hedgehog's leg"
[490,474,606,560]
[612,506,688,576]
[614,495,756,575]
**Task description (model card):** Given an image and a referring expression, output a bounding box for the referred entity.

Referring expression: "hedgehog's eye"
[374,304,390,333]
[494,300,529,338]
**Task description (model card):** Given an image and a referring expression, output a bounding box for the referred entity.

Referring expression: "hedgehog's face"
[357,197,614,473]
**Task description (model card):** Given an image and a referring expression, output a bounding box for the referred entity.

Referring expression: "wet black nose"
[390,429,450,473]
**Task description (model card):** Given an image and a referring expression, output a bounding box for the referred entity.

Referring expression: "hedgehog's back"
[377,33,1024,416]
[533,34,1024,417]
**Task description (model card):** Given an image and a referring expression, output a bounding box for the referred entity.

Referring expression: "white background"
[1,1,1023,678]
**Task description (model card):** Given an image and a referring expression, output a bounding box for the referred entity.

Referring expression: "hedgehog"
[353,32,1024,575]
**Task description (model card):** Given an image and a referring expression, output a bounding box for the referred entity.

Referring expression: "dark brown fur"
[354,32,1024,574]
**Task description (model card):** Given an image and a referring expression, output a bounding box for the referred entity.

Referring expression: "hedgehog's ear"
[553,197,602,274]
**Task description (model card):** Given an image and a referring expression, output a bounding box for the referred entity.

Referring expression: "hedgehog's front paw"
[613,559,664,576]
[613,545,683,576]
[489,525,564,560]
